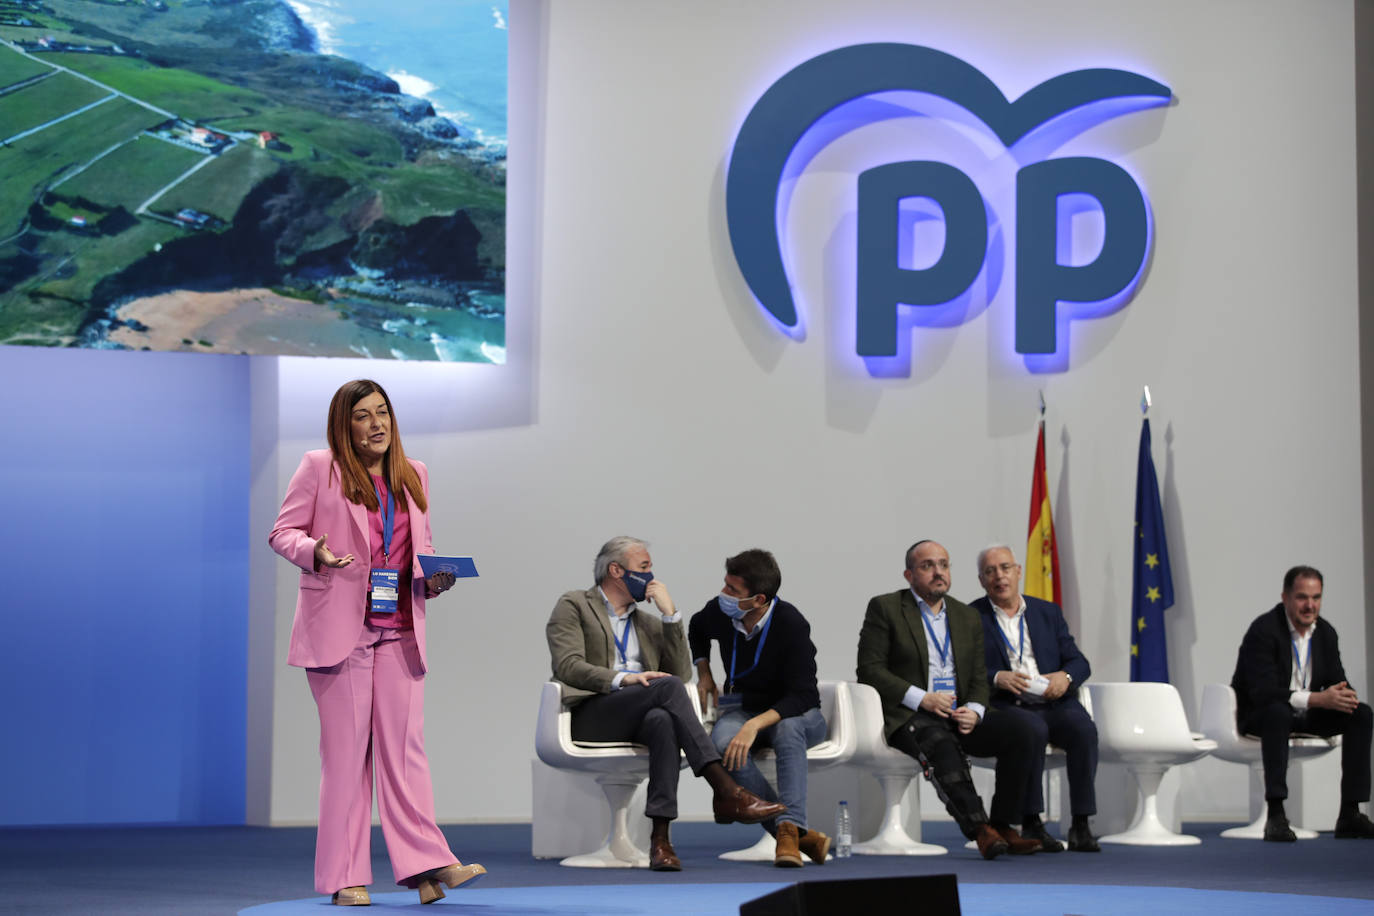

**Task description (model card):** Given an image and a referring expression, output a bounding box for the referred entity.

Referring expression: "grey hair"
[976,543,1018,575]
[594,536,649,584]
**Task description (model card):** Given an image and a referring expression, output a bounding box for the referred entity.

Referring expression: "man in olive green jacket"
[857,540,1040,859]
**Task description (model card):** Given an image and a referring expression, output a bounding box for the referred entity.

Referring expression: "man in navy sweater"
[689,548,830,868]
[971,544,1099,853]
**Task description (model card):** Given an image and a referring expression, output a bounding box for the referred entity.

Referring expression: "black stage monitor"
[740,874,960,916]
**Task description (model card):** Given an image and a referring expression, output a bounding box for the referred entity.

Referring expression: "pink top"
[365,474,413,629]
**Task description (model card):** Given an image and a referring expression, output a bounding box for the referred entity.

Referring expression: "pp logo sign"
[725,43,1171,370]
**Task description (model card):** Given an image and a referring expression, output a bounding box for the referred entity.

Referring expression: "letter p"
[1015,157,1149,354]
[856,161,987,357]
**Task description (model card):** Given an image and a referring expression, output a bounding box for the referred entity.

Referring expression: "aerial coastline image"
[0,0,507,362]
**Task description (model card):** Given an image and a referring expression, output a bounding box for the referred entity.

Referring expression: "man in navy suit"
[1231,565,1374,842]
[971,545,1100,852]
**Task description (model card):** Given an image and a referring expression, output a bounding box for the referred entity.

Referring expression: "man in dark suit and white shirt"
[970,544,1100,852]
[857,539,1042,859]
[1231,564,1374,841]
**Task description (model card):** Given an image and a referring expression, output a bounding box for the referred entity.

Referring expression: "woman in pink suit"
[270,379,485,906]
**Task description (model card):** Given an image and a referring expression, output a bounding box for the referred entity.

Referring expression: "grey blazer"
[545,586,691,707]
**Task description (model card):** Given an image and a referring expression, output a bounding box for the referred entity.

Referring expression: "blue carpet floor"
[243,883,1374,916]
[2,821,1372,914]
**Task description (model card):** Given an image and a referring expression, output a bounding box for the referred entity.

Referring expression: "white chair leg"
[1221,761,1319,839]
[1100,763,1200,846]
[852,771,947,856]
[718,831,777,861]
[559,774,649,867]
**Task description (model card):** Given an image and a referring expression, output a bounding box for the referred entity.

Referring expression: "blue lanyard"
[996,614,1026,666]
[728,607,775,691]
[920,608,952,669]
[373,478,395,565]
[1291,637,1311,689]
[612,613,634,667]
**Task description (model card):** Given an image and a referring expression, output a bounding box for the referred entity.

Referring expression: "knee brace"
[904,721,984,835]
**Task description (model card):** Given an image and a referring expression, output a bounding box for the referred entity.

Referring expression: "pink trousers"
[306,623,455,894]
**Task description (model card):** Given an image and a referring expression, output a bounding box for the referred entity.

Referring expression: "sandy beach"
[107,287,503,361]
[110,288,419,358]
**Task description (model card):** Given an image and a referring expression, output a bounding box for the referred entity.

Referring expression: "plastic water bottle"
[835,800,853,858]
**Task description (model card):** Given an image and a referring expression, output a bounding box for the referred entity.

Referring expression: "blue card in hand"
[418,555,479,579]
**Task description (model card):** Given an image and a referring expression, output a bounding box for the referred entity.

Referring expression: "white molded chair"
[717,680,859,861]
[1199,683,1340,840]
[1086,682,1217,846]
[533,681,696,868]
[848,682,947,855]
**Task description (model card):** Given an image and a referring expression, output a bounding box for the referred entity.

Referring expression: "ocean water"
[284,0,507,151]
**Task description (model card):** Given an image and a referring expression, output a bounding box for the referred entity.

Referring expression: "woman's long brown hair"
[325,379,428,513]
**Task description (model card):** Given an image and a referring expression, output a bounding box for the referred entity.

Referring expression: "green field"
[50,53,270,120]
[0,288,87,346]
[0,97,163,235]
[26,217,178,303]
[58,135,205,211]
[212,105,505,226]
[0,45,52,89]
[0,69,110,137]
[215,105,407,171]
[157,142,279,222]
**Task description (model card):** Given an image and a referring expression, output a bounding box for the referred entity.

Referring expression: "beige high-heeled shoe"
[330,885,370,906]
[416,862,487,904]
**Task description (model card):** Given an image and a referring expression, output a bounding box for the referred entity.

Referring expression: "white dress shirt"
[1286,615,1314,711]
[900,591,986,720]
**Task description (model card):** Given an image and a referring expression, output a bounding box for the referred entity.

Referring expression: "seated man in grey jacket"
[546,536,785,871]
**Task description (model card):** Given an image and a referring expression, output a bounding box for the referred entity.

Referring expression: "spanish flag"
[1025,420,1061,605]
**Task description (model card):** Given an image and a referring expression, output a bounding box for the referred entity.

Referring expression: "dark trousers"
[1240,701,1373,804]
[886,707,1038,838]
[570,675,721,820]
[993,696,1098,817]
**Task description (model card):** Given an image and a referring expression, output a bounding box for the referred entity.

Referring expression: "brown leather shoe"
[417,862,486,904]
[331,886,370,906]
[712,785,787,825]
[773,822,803,867]
[650,835,682,871]
[974,824,1009,860]
[797,828,831,865]
[994,824,1042,855]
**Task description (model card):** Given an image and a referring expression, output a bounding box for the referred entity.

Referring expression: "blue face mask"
[717,592,752,620]
[622,569,654,602]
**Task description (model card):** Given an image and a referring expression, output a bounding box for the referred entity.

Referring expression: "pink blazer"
[269,449,436,671]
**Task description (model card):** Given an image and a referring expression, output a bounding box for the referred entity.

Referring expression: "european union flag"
[1131,417,1173,682]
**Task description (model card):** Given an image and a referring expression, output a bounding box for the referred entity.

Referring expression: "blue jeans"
[711,705,827,830]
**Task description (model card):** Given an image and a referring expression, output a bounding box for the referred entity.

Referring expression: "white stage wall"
[248,0,1368,825]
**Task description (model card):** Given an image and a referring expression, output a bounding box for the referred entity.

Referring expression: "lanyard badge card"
[369,481,399,614]
[922,610,957,708]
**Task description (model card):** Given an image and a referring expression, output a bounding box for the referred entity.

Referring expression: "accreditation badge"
[717,693,744,710]
[931,675,957,708]
[369,568,399,614]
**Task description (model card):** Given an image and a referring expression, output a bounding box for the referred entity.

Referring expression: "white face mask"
[717,592,754,620]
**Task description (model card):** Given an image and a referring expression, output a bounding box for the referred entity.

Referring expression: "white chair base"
[1099,763,1200,846]
[1219,809,1319,840]
[852,771,947,856]
[718,832,776,861]
[559,776,649,868]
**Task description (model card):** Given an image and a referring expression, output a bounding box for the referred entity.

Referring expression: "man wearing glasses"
[971,544,1100,852]
[857,539,1042,859]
